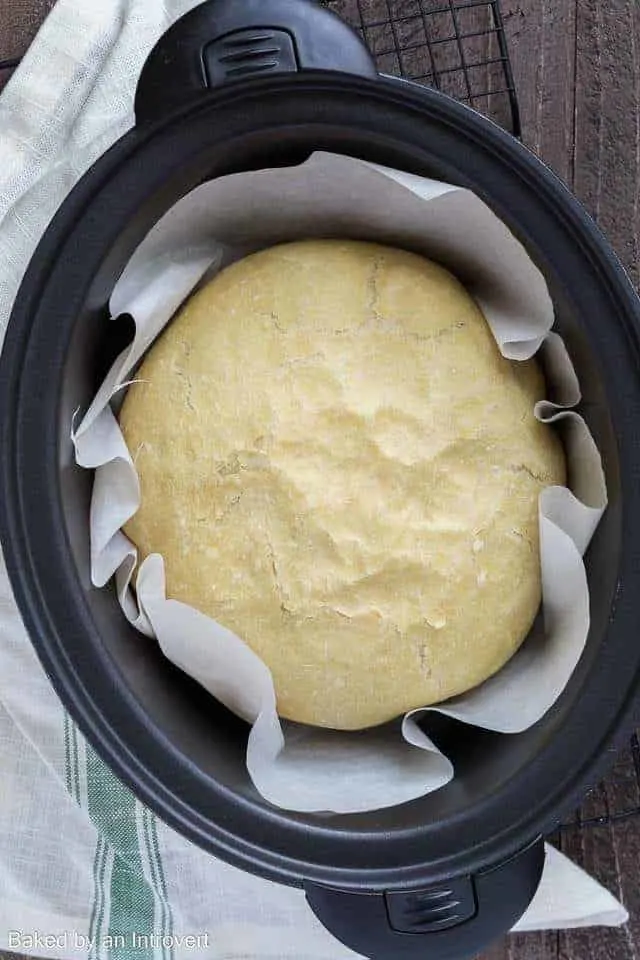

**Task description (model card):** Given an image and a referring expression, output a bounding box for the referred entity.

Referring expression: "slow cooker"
[2,1,640,957]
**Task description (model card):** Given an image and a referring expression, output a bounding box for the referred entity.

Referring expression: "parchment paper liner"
[73,153,607,813]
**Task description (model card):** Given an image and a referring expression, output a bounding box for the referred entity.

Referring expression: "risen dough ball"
[120,239,565,730]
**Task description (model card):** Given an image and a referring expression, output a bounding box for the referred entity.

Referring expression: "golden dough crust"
[120,240,565,730]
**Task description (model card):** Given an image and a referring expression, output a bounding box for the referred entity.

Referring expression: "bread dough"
[120,239,565,730]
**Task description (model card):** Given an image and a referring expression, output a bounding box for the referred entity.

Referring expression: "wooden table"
[487,5,640,953]
[1,2,639,959]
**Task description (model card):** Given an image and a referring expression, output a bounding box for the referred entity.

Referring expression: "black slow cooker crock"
[2,2,640,958]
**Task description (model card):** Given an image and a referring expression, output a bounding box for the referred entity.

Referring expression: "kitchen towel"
[0,1,629,957]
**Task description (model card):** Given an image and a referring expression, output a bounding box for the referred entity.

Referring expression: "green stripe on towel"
[64,714,173,960]
[142,803,174,960]
[86,746,154,959]
[88,835,110,960]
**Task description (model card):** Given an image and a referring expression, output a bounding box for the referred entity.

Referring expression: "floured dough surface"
[120,239,565,730]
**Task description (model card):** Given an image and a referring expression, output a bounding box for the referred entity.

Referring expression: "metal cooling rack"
[322,0,521,136]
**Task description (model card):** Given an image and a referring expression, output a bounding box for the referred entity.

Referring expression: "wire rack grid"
[322,0,521,136]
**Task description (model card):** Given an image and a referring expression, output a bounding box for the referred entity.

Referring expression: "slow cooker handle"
[134,0,378,126]
[305,838,545,960]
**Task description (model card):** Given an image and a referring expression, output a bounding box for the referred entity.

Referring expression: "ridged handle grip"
[135,0,378,125]
[305,839,545,960]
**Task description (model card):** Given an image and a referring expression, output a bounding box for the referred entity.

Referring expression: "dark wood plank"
[490,1,640,957]
[0,0,54,59]
[556,742,640,960]
[604,740,640,960]
[509,932,561,960]
[607,820,640,960]
[574,0,640,286]
[482,931,560,960]
[566,4,640,949]
[0,0,55,90]
[560,818,633,960]
[501,0,577,184]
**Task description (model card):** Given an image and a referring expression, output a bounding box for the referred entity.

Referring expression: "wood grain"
[0,0,54,90]
[500,0,577,182]
[485,1,640,954]
[574,0,640,286]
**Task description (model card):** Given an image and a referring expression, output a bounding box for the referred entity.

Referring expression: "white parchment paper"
[73,152,607,813]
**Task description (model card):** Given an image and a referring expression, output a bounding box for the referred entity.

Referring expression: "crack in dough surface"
[120,240,566,730]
